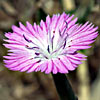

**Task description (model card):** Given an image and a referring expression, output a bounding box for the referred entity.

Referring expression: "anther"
[53,31,55,33]
[58,58,60,60]
[25,45,29,48]
[30,58,34,60]
[35,52,40,56]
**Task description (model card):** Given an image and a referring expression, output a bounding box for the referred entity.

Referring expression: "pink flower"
[3,12,98,74]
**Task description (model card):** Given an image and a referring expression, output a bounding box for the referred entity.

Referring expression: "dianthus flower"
[3,12,98,74]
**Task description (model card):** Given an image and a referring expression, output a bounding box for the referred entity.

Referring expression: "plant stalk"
[52,73,78,100]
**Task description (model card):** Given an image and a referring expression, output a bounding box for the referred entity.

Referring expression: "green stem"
[52,73,78,100]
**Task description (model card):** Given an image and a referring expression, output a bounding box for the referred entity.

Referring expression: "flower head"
[3,12,98,74]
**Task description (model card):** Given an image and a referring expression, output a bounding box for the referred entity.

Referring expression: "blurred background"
[0,0,100,100]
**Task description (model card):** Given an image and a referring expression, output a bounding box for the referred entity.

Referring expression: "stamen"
[57,21,69,50]
[44,56,48,59]
[62,21,68,36]
[63,39,66,49]
[37,60,41,63]
[23,34,32,43]
[51,35,54,49]
[25,45,39,50]
[47,45,50,53]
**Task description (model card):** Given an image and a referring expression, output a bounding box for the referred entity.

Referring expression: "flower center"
[23,22,71,61]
